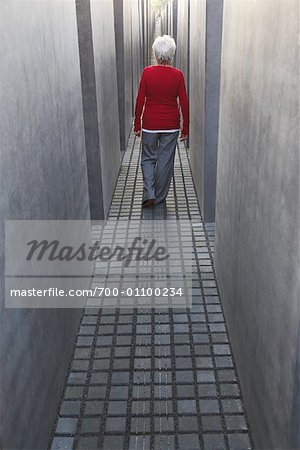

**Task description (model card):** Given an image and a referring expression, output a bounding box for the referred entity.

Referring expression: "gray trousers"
[141,130,179,203]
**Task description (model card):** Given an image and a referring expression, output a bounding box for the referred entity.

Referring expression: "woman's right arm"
[134,69,147,136]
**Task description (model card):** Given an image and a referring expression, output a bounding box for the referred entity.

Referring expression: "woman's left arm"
[178,72,190,140]
[134,70,147,136]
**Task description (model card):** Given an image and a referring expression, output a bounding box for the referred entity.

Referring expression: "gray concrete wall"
[131,0,144,109]
[189,0,206,217]
[122,0,154,133]
[90,0,121,216]
[76,0,104,218]
[290,327,300,448]
[168,1,174,36]
[203,0,223,222]
[160,3,167,35]
[189,0,223,222]
[215,1,300,448]
[173,0,178,46]
[142,0,149,66]
[0,1,89,448]
[114,0,142,150]
[175,0,189,86]
[124,0,134,136]
[138,0,145,69]
[114,0,127,152]
[121,0,151,142]
[161,1,174,36]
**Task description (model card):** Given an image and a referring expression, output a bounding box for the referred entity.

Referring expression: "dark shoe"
[142,198,155,208]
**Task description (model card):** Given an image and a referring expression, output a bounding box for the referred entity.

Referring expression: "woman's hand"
[179,133,188,141]
[134,130,141,137]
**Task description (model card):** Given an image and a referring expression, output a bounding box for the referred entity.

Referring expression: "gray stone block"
[0,1,88,448]
[215,0,300,447]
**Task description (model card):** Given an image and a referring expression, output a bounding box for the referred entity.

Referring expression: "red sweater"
[134,65,190,135]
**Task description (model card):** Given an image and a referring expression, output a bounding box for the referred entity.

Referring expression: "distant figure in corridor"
[134,35,189,207]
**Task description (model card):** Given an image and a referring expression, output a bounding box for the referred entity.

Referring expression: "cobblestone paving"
[204,224,215,259]
[50,131,253,450]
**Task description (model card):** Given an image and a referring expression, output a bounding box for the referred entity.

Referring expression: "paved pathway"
[50,128,253,450]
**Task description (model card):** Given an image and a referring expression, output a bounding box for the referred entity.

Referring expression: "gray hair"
[152,35,176,64]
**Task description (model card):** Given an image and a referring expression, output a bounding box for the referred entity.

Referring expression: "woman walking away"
[134,34,189,207]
